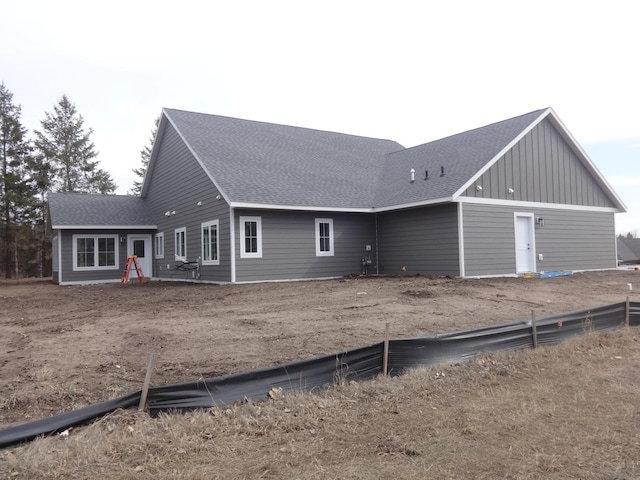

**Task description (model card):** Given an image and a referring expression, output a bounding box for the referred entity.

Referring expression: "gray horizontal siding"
[234,210,375,282]
[462,203,617,276]
[145,122,231,282]
[464,119,616,208]
[376,204,460,277]
[58,229,154,284]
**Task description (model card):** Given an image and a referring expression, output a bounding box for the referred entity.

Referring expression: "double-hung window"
[175,227,186,261]
[72,234,118,270]
[240,216,262,258]
[155,233,164,259]
[315,218,334,256]
[201,220,219,265]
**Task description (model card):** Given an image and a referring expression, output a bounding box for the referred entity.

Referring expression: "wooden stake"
[138,353,155,412]
[383,323,390,376]
[531,310,538,349]
[625,296,630,327]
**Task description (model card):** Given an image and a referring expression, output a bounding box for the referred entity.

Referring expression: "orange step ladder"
[121,255,148,284]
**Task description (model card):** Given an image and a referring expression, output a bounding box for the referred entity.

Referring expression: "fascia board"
[140,111,166,198]
[52,225,158,230]
[457,195,620,213]
[160,110,231,205]
[452,108,551,200]
[544,109,628,212]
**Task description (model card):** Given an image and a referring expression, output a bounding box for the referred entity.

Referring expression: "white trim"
[52,224,157,230]
[158,110,231,205]
[72,234,120,271]
[155,232,165,259]
[229,197,454,214]
[457,202,465,277]
[457,195,620,213]
[239,216,262,258]
[128,234,153,279]
[230,207,236,283]
[513,212,537,274]
[453,109,550,199]
[201,219,220,265]
[58,278,124,286]
[315,218,334,256]
[174,227,187,261]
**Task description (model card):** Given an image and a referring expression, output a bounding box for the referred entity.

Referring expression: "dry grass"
[2,328,640,479]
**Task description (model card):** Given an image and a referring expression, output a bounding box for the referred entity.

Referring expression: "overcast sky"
[2,0,638,234]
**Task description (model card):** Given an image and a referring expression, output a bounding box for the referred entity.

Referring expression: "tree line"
[0,82,149,279]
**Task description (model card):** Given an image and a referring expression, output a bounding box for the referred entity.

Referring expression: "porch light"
[536,217,545,227]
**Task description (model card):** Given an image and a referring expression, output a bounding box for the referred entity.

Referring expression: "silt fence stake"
[138,352,156,412]
[531,310,538,349]
[383,323,390,376]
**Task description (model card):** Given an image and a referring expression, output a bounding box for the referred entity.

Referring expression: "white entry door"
[514,215,535,273]
[127,235,152,279]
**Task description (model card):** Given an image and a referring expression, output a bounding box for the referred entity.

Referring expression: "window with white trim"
[72,234,119,270]
[315,218,334,256]
[175,227,186,261]
[240,216,262,258]
[201,220,219,265]
[155,232,164,259]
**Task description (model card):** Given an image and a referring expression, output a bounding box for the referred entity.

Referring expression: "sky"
[1,0,638,234]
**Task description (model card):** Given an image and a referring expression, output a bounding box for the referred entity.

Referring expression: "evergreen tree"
[0,82,35,278]
[33,94,116,194]
[130,117,159,195]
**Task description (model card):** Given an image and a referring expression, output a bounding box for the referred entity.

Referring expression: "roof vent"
[410,168,415,183]
[440,166,445,177]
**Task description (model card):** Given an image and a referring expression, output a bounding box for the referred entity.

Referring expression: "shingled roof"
[151,107,565,211]
[48,193,155,228]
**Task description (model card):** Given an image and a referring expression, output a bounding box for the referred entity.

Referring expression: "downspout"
[57,231,62,284]
[230,206,236,283]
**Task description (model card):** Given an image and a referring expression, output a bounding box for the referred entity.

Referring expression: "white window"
[175,227,186,261]
[315,218,334,256]
[155,233,164,259]
[72,234,119,271]
[201,220,220,265]
[240,216,262,258]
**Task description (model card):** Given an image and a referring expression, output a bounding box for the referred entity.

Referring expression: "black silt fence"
[1,301,639,448]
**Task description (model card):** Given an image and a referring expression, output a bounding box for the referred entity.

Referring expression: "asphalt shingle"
[48,193,155,228]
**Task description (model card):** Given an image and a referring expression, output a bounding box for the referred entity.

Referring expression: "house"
[617,237,640,265]
[48,107,627,285]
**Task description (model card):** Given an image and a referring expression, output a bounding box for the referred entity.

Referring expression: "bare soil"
[1,270,639,429]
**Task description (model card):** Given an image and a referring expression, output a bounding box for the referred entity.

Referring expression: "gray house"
[617,237,640,265]
[48,107,626,285]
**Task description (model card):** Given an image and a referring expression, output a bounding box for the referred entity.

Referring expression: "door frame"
[513,213,536,274]
[127,234,153,279]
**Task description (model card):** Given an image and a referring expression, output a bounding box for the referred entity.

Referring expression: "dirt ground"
[1,269,639,429]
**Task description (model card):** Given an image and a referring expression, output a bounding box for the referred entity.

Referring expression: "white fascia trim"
[52,225,157,230]
[453,108,551,200]
[230,201,372,213]
[544,109,627,212]
[161,109,231,205]
[373,197,454,213]
[457,196,620,213]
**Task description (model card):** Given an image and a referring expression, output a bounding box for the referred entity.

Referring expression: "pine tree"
[33,94,116,194]
[130,117,159,195]
[0,82,35,278]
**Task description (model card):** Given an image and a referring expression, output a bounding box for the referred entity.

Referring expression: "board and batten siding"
[463,118,616,208]
[376,204,460,277]
[462,203,616,277]
[144,122,231,282]
[234,210,375,282]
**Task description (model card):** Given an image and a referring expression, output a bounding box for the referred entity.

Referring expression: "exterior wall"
[463,119,616,208]
[57,228,154,284]
[144,122,231,283]
[234,209,375,282]
[462,202,617,277]
[376,204,460,277]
